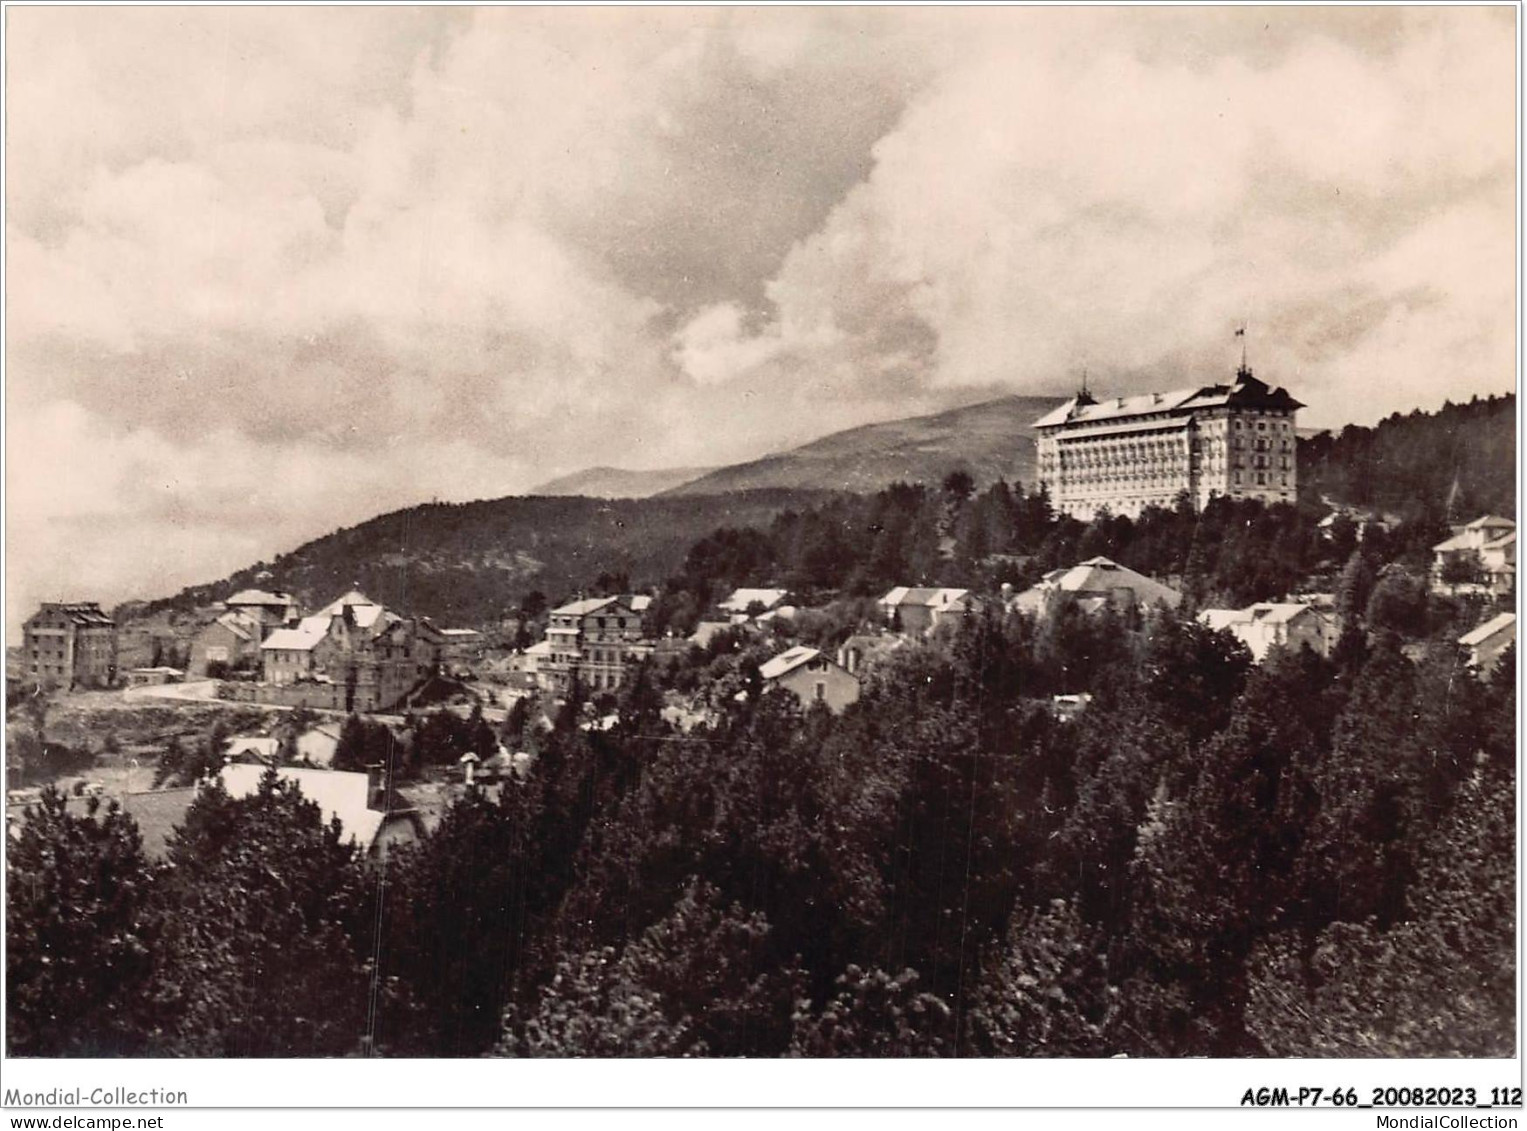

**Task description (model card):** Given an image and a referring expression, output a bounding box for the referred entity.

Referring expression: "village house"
[436,627,484,668]
[249,590,432,712]
[539,596,649,694]
[223,589,298,629]
[371,616,450,706]
[1198,602,1335,662]
[1010,557,1181,618]
[188,609,265,678]
[1432,515,1516,594]
[21,602,118,689]
[879,587,971,636]
[260,615,335,686]
[515,639,553,676]
[1459,612,1516,677]
[759,645,861,714]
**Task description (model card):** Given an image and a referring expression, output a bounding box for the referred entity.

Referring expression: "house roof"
[1465,515,1516,530]
[1247,603,1321,625]
[880,586,969,608]
[1019,557,1180,609]
[719,588,790,614]
[129,666,185,676]
[1199,608,1250,630]
[1484,531,1517,552]
[1202,603,1323,630]
[261,614,333,652]
[30,602,115,626]
[523,640,553,656]
[1459,612,1516,648]
[317,589,379,613]
[1033,386,1203,429]
[220,764,393,849]
[213,610,263,642]
[438,627,481,638]
[1433,531,1476,553]
[551,596,622,617]
[760,645,825,681]
[225,735,280,763]
[225,589,293,608]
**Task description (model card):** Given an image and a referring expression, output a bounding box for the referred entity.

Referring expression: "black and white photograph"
[1,1,1519,1117]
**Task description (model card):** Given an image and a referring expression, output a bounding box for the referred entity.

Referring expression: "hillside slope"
[662,394,1067,497]
[138,489,839,628]
[1300,393,1515,520]
[531,466,718,499]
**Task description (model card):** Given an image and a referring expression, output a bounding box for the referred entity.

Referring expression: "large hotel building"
[1033,366,1304,521]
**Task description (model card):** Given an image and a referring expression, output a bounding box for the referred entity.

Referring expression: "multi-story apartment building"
[540,596,647,694]
[22,602,118,688]
[1033,366,1304,521]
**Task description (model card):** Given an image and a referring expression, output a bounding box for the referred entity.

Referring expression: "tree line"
[9,590,1513,1056]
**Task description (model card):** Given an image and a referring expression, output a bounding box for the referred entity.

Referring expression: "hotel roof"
[1033,371,1303,430]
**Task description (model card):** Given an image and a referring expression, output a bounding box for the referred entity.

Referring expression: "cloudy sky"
[5,6,1516,625]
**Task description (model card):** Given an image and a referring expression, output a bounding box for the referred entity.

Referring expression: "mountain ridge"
[530,465,719,499]
[661,393,1068,497]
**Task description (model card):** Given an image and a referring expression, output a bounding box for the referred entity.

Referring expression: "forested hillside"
[662,394,1064,497]
[135,489,839,625]
[10,603,1514,1057]
[1300,394,1515,519]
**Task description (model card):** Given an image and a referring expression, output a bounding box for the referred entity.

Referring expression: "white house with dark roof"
[759,645,860,714]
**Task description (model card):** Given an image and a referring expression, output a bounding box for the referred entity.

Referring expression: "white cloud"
[4,7,1514,629]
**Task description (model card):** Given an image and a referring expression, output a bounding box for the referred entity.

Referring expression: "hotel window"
[1256,473,1266,485]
